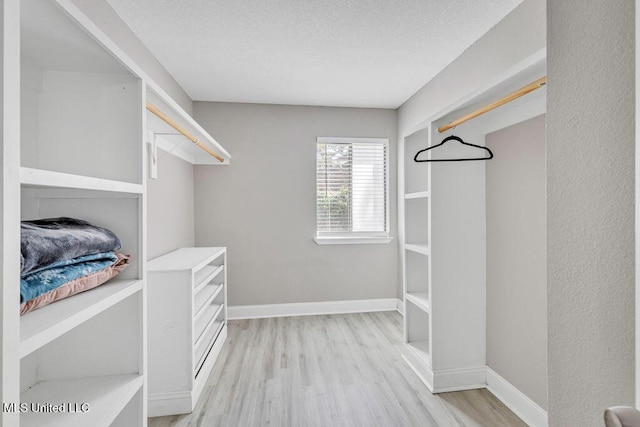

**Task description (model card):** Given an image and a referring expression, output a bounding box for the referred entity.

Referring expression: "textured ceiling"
[106,0,523,108]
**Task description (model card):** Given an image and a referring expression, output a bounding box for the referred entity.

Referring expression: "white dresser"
[147,247,228,416]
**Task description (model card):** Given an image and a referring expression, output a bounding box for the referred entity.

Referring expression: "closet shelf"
[194,265,224,291]
[20,167,143,194]
[20,279,143,358]
[148,247,227,272]
[195,304,225,346]
[146,91,231,166]
[21,374,143,427]
[406,293,430,313]
[405,244,430,256]
[405,191,430,199]
[194,284,224,318]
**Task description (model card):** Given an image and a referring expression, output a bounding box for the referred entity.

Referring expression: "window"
[315,137,391,244]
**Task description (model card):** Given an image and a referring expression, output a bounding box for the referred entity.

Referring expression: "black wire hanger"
[414,135,493,162]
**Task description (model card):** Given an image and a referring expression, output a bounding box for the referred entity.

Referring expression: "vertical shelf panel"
[2,0,24,425]
[16,0,148,425]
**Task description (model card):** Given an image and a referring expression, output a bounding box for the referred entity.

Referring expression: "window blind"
[316,139,388,236]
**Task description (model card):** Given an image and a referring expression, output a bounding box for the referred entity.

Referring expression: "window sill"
[314,236,394,245]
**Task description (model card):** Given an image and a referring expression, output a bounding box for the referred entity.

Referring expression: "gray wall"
[486,115,547,410]
[193,102,398,306]
[147,150,195,260]
[547,2,635,425]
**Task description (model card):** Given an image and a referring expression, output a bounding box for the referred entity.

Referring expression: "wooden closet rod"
[437,76,547,133]
[146,102,225,163]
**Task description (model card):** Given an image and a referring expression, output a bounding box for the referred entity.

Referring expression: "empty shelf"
[195,304,224,346]
[405,244,430,256]
[405,191,429,199]
[20,279,142,358]
[20,167,143,194]
[21,374,143,427]
[405,293,430,313]
[194,264,224,291]
[194,283,224,316]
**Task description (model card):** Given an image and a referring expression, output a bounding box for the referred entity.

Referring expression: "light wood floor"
[149,311,526,427]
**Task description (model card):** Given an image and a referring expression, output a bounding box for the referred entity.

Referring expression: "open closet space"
[400,50,548,424]
[486,114,547,412]
[2,0,637,425]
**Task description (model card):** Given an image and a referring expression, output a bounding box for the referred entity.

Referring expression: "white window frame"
[314,137,392,245]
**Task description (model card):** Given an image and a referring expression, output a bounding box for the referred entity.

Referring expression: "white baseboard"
[432,366,487,393]
[228,298,399,320]
[401,346,434,392]
[148,391,192,417]
[486,367,548,427]
[396,298,404,315]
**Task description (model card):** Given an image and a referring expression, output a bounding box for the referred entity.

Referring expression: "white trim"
[148,391,192,417]
[486,367,548,427]
[396,298,405,315]
[227,298,398,320]
[431,366,487,393]
[317,137,389,145]
[314,236,393,245]
[402,352,434,392]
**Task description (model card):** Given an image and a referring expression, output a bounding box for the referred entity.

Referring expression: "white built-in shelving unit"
[15,0,147,425]
[0,0,231,425]
[399,51,546,393]
[147,247,228,417]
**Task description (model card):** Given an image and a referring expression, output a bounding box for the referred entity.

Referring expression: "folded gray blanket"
[21,217,121,277]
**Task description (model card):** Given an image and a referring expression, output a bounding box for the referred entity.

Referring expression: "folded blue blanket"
[21,217,121,277]
[20,252,118,303]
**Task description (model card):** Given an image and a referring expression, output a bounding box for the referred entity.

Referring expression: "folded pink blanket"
[20,253,130,315]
